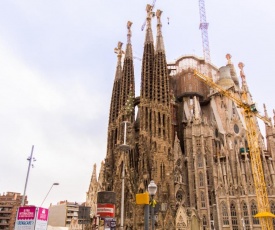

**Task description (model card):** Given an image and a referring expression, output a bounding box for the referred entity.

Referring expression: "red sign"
[97,203,115,217]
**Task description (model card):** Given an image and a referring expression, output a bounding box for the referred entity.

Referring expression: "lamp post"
[40,183,59,207]
[21,145,36,206]
[119,121,130,230]
[148,180,157,230]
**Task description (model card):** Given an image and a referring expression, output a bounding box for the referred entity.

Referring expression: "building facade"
[87,4,275,230]
[0,192,28,230]
[48,201,84,228]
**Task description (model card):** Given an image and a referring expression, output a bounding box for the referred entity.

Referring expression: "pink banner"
[17,207,36,220]
[35,207,49,230]
[36,208,48,221]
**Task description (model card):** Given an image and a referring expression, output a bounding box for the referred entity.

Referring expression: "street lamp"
[21,145,36,206]
[119,121,131,230]
[148,180,157,230]
[40,183,59,207]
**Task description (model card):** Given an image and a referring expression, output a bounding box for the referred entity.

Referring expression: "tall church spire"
[109,42,123,124]
[140,4,155,101]
[125,21,133,58]
[156,10,165,52]
[238,62,253,105]
[120,21,135,121]
[226,53,239,87]
[153,9,170,106]
[145,4,154,44]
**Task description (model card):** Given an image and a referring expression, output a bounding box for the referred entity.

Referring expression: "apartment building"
[48,201,83,227]
[0,192,28,230]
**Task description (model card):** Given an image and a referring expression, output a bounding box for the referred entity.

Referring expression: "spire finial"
[114,41,124,57]
[264,104,268,117]
[127,21,133,44]
[155,9,165,52]
[238,62,246,82]
[93,164,97,175]
[156,10,163,36]
[226,53,232,64]
[146,4,154,29]
[114,41,124,80]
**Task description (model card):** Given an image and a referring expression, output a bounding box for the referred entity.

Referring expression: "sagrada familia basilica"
[86,4,275,230]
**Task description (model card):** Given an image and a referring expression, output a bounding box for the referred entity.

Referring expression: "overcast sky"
[1,0,275,208]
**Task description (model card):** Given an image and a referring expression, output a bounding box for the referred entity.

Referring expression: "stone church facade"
[86,5,275,230]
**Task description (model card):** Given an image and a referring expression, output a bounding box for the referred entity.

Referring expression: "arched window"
[221,202,229,225]
[207,171,210,185]
[201,191,205,208]
[202,215,207,230]
[251,202,260,225]
[242,202,250,229]
[230,202,238,230]
[208,191,212,206]
[160,162,165,180]
[270,202,275,228]
[199,173,204,187]
[198,154,203,168]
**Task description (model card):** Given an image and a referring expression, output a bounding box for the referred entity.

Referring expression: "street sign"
[97,203,115,217]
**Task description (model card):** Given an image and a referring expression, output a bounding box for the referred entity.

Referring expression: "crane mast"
[193,69,275,229]
[198,0,211,63]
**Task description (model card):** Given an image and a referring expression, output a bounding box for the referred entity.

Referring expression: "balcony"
[67,207,78,212]
[0,211,11,214]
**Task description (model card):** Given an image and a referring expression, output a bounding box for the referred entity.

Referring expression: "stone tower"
[88,5,275,230]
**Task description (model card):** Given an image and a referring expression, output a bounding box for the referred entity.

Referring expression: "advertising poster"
[104,218,116,230]
[34,208,48,230]
[15,206,36,230]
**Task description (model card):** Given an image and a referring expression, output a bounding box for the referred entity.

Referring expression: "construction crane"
[198,0,211,63]
[193,68,275,229]
[141,0,157,31]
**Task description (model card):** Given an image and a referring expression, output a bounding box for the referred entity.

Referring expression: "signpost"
[14,207,49,230]
[15,207,36,230]
[34,208,49,230]
[97,191,116,229]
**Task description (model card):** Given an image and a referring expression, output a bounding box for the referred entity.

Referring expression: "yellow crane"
[193,66,275,230]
